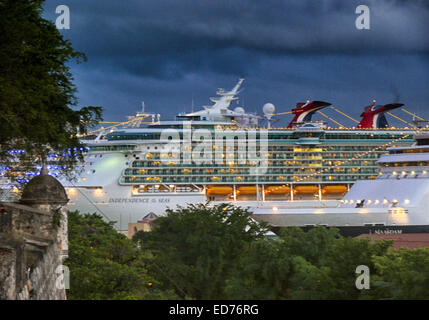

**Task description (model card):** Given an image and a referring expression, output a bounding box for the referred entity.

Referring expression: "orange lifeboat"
[293,185,319,194]
[321,185,348,194]
[237,186,262,195]
[265,185,291,194]
[207,186,233,195]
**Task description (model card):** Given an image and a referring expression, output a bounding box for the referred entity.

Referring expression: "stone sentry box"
[0,167,69,300]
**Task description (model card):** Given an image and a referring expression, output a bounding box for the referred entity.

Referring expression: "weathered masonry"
[0,168,68,300]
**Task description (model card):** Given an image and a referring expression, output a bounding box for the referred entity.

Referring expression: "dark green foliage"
[370,247,429,299]
[0,0,102,173]
[66,211,173,300]
[134,204,269,299]
[286,229,392,299]
[278,226,339,265]
[134,205,429,300]
[225,239,293,299]
[226,227,392,300]
[52,208,61,229]
[69,205,429,300]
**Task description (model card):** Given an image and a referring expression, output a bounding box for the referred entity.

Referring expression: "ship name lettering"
[108,197,171,204]
[374,229,403,235]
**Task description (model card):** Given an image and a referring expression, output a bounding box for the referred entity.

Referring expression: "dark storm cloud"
[41,0,429,125]
[44,0,429,78]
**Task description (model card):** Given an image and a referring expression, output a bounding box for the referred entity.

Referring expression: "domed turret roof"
[20,167,68,206]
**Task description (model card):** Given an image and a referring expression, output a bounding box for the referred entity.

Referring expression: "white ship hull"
[251,177,429,233]
[65,182,340,230]
[66,188,206,230]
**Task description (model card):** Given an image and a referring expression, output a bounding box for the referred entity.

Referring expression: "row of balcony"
[120,175,375,184]
[130,162,379,169]
[124,168,379,176]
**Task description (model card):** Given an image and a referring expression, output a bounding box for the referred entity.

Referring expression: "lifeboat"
[237,186,262,195]
[321,185,348,194]
[206,186,233,195]
[293,185,319,194]
[265,185,291,194]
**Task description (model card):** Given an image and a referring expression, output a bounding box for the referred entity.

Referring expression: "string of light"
[272,105,426,130]
[329,106,360,123]
[402,108,426,121]
[272,111,292,116]
[317,111,345,128]
[84,114,151,136]
[386,112,417,128]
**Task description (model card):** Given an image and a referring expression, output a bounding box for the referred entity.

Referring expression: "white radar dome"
[234,107,245,115]
[263,103,275,115]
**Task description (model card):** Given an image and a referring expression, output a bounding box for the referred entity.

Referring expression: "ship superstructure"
[46,79,423,230]
[252,132,429,235]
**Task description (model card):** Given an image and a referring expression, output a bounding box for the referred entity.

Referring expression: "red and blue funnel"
[287,101,331,128]
[357,101,404,129]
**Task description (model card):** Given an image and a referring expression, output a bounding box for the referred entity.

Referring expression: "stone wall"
[0,202,68,300]
[0,243,19,300]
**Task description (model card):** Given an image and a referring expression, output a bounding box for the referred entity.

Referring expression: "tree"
[134,204,269,299]
[0,0,102,175]
[225,226,393,300]
[282,227,392,299]
[278,226,339,265]
[224,239,293,299]
[370,247,429,299]
[133,205,428,300]
[66,211,175,300]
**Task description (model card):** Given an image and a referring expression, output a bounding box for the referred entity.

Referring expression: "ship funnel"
[287,100,331,128]
[357,102,404,129]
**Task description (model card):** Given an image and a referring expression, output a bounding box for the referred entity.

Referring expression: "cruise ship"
[59,79,425,230]
[251,132,429,236]
[0,79,423,230]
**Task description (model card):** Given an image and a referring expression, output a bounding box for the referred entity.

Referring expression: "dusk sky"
[43,0,429,127]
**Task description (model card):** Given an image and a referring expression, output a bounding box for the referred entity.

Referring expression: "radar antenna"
[263,103,276,129]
